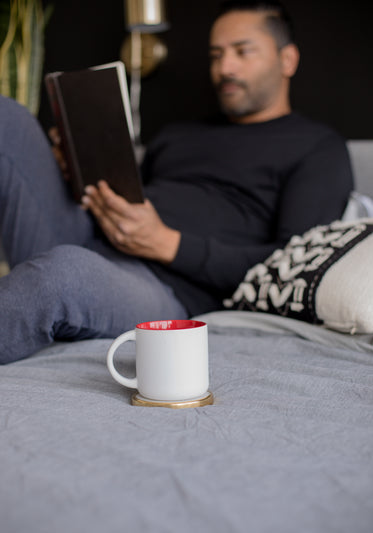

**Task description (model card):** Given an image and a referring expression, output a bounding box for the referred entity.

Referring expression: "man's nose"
[218,50,240,78]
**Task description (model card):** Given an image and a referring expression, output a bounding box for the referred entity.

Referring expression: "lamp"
[125,0,169,33]
[121,0,169,154]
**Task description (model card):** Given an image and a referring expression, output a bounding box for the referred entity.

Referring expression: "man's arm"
[165,132,354,296]
[275,132,354,242]
[82,181,274,297]
[82,181,181,264]
[82,133,353,299]
[48,128,181,263]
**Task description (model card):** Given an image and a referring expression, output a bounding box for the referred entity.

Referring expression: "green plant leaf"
[43,3,54,29]
[0,0,11,48]
[0,0,53,114]
[27,1,44,114]
[0,40,18,98]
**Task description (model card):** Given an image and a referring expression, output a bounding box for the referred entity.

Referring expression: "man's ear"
[280,44,300,78]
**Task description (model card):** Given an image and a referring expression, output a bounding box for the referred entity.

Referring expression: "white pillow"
[342,191,373,221]
[224,219,373,334]
[316,231,373,333]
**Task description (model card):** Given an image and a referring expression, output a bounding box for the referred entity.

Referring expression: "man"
[0,0,353,363]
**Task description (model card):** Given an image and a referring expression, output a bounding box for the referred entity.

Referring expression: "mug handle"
[107,330,138,389]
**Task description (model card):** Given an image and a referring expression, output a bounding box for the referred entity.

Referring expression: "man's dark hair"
[215,0,296,48]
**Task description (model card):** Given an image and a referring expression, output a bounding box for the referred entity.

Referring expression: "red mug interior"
[136,320,206,331]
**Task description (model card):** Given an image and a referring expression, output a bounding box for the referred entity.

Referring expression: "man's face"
[209,11,289,122]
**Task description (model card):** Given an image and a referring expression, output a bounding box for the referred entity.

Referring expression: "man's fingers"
[82,184,127,230]
[83,193,132,250]
[48,127,61,145]
[49,127,71,180]
[81,186,105,215]
[97,181,137,216]
[51,146,67,170]
[85,181,139,219]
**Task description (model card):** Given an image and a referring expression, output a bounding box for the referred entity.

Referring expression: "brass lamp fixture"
[121,0,169,151]
[125,0,169,33]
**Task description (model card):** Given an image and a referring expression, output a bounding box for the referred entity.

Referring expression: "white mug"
[107,319,209,402]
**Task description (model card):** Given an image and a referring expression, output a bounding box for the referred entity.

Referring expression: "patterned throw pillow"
[224,219,373,334]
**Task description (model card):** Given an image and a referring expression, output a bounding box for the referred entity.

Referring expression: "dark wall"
[39,0,373,143]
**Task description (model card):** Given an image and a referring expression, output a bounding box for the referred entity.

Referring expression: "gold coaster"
[131,391,214,409]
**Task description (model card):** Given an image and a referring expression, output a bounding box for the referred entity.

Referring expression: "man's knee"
[42,244,99,276]
[24,245,100,295]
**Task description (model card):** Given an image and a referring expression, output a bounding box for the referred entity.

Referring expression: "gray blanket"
[1,312,373,533]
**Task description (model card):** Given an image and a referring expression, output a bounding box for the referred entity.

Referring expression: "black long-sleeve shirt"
[142,113,353,316]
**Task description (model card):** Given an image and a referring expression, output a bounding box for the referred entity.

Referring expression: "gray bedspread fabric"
[1,311,373,533]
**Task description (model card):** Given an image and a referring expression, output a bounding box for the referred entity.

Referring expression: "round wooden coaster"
[131,391,214,409]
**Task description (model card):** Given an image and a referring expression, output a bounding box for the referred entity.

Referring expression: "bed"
[1,141,373,533]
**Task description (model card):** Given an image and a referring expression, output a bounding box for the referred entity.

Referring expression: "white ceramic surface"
[107,320,209,401]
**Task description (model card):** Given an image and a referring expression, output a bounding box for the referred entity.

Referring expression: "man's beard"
[214,76,272,118]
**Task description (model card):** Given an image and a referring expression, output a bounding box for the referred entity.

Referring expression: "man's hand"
[82,181,181,264]
[48,127,70,181]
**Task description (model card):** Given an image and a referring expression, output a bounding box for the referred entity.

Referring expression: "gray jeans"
[0,96,187,363]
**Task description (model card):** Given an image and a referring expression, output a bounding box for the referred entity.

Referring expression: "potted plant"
[0,0,53,115]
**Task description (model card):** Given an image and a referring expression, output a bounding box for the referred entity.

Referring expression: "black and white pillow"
[224,219,373,334]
